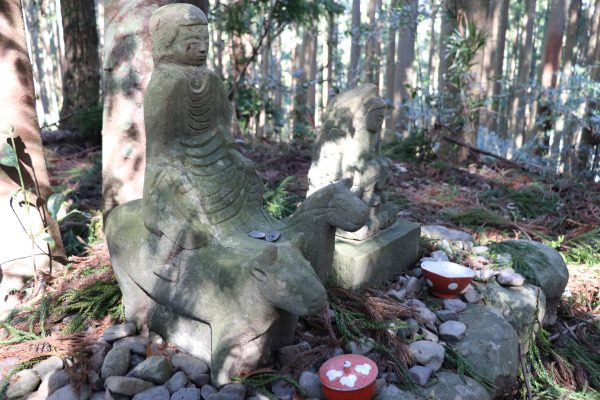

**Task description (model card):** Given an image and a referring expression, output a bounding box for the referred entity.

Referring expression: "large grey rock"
[423,371,491,400]
[421,226,476,251]
[104,376,155,396]
[378,384,417,400]
[207,383,246,400]
[6,369,40,399]
[132,385,171,400]
[32,356,63,380]
[101,345,130,380]
[112,336,151,356]
[329,220,421,290]
[500,240,568,300]
[171,354,208,376]
[46,384,91,400]
[454,305,519,397]
[173,388,202,400]
[165,371,188,394]
[103,323,137,342]
[443,299,466,312]
[438,321,467,341]
[299,371,325,399]
[480,282,546,340]
[408,341,445,371]
[37,369,70,397]
[126,356,174,384]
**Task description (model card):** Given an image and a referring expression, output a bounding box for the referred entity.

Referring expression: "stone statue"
[105,3,369,386]
[306,84,420,290]
[307,84,397,241]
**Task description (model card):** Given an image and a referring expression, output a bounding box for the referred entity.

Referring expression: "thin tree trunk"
[256,20,271,138]
[0,0,66,305]
[437,0,451,97]
[384,0,398,140]
[59,0,100,130]
[348,0,361,88]
[364,0,379,84]
[428,0,438,82]
[510,0,536,149]
[325,10,337,107]
[488,0,509,135]
[391,0,417,139]
[562,0,581,73]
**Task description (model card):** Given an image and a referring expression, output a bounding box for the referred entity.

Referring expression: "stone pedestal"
[328,219,420,290]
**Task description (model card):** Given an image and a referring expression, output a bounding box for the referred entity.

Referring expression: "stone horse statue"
[105,3,369,387]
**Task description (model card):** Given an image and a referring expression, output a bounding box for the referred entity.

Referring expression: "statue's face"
[172,24,210,66]
[366,107,385,133]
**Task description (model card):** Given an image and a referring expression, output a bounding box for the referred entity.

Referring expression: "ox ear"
[291,233,306,250]
[339,177,353,189]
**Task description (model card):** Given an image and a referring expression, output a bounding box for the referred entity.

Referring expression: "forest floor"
[1,137,599,399]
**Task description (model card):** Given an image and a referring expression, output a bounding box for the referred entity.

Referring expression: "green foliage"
[442,345,496,391]
[488,241,552,285]
[53,276,123,334]
[382,131,435,162]
[562,227,600,266]
[478,185,560,219]
[233,373,305,400]
[443,207,513,230]
[263,176,302,219]
[72,103,103,141]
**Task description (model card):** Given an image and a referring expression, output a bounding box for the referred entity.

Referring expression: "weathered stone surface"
[500,240,569,300]
[207,383,246,400]
[32,356,63,380]
[378,384,418,400]
[165,371,188,394]
[6,369,40,399]
[409,341,445,371]
[430,250,450,262]
[41,369,70,396]
[436,310,458,321]
[299,372,325,399]
[423,371,491,400]
[404,277,423,297]
[443,298,466,312]
[104,376,155,396]
[438,321,467,342]
[409,365,432,386]
[422,226,475,251]
[497,271,525,286]
[329,219,421,290]
[171,354,208,376]
[88,339,111,373]
[201,385,218,400]
[132,385,171,400]
[173,387,202,400]
[271,380,293,400]
[481,282,546,340]
[454,305,519,397]
[113,336,151,356]
[463,286,484,304]
[46,384,90,400]
[189,373,210,387]
[127,356,174,384]
[101,345,130,380]
[387,289,406,301]
[307,84,397,242]
[104,323,137,342]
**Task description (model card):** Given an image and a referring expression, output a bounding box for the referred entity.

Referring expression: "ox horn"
[339,177,353,188]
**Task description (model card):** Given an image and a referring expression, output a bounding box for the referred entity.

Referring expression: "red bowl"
[421,261,475,299]
[319,354,378,400]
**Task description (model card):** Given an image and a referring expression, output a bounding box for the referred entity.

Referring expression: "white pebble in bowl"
[447,283,458,290]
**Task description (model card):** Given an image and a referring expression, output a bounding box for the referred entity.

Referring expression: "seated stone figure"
[105,3,369,386]
[307,84,397,240]
[143,4,281,279]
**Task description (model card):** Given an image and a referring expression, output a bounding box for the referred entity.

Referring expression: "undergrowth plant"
[561,226,600,266]
[487,241,552,285]
[233,373,305,400]
[263,176,302,219]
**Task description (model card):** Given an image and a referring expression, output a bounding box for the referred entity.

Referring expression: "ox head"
[249,234,327,316]
[327,178,370,232]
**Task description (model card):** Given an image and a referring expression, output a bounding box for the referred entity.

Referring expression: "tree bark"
[509,0,536,149]
[324,10,337,107]
[58,0,101,130]
[384,0,398,140]
[391,0,417,139]
[531,0,567,142]
[348,0,361,88]
[487,0,509,135]
[0,0,66,312]
[364,0,381,85]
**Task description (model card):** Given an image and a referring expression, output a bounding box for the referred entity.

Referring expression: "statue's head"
[364,96,386,134]
[149,4,209,66]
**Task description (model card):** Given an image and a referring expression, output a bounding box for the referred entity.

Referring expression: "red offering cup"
[318,354,378,400]
[421,261,475,299]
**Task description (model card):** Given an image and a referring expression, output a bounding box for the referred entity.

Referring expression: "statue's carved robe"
[142,65,279,249]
